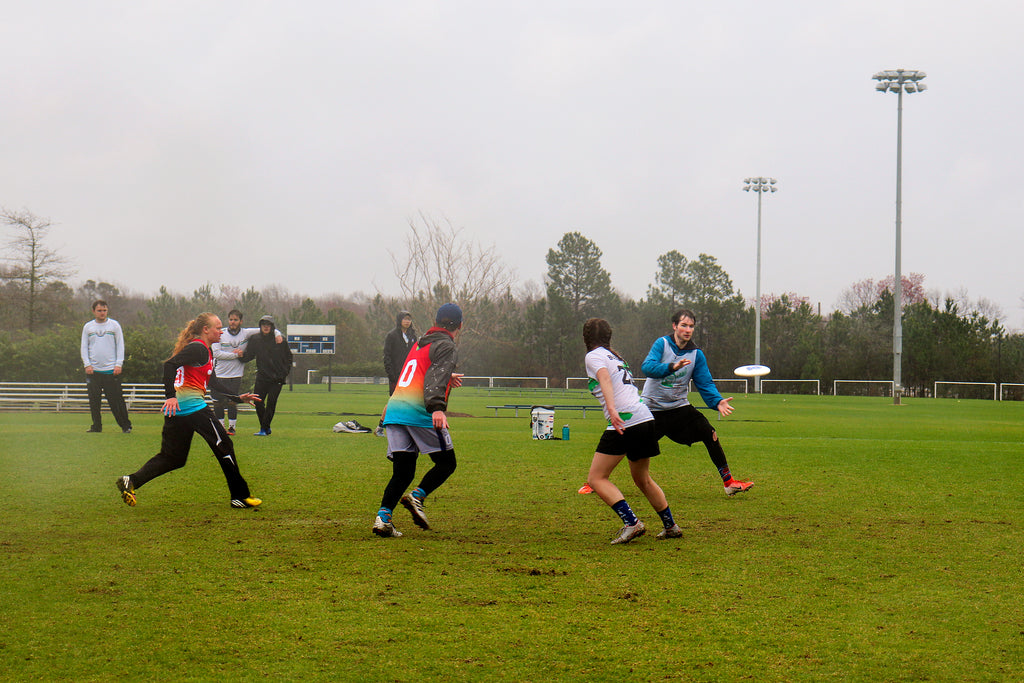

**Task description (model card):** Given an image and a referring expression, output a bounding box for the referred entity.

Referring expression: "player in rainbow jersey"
[115,313,262,509]
[373,303,464,538]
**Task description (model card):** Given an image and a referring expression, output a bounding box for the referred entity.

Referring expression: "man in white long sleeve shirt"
[81,300,132,433]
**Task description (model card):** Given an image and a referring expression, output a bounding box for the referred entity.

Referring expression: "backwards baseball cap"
[258,315,275,325]
[435,303,462,326]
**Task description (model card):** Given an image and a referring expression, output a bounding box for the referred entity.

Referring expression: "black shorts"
[652,405,715,446]
[210,376,242,403]
[595,420,660,461]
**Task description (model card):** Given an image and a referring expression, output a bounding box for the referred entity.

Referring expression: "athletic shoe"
[610,521,646,545]
[724,479,754,496]
[400,494,430,530]
[87,427,102,433]
[577,483,594,495]
[115,476,136,507]
[226,426,236,436]
[374,426,385,437]
[253,430,269,436]
[231,497,262,508]
[656,523,683,540]
[333,420,371,434]
[372,515,403,538]
[122,427,132,434]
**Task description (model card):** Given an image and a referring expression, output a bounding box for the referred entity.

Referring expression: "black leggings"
[380,449,457,511]
[129,407,251,500]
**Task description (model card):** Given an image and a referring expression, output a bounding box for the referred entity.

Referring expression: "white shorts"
[386,424,454,456]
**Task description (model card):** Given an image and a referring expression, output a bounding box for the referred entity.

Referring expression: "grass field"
[2,386,1022,681]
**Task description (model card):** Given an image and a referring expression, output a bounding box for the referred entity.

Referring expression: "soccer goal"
[712,378,748,395]
[833,380,895,397]
[999,383,1024,401]
[933,381,997,400]
[760,379,821,395]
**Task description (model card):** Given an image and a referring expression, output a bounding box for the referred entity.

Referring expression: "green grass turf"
[1,386,1022,681]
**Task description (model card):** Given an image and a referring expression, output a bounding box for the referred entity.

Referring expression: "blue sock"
[411,487,426,502]
[657,506,675,529]
[718,466,732,483]
[377,507,392,523]
[611,500,638,526]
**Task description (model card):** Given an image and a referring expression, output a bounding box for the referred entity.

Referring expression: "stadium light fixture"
[872,68,926,405]
[742,177,777,392]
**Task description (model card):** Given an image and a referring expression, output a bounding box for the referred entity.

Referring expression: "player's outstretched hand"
[717,397,734,417]
[240,392,262,404]
[449,373,464,388]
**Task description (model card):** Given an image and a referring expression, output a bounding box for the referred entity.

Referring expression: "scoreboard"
[286,324,336,354]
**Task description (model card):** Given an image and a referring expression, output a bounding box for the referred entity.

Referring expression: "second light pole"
[743,176,777,392]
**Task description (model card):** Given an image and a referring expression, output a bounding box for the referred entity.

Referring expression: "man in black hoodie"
[240,315,293,436]
[375,310,417,436]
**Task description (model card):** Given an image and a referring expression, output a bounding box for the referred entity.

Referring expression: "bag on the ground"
[531,406,555,440]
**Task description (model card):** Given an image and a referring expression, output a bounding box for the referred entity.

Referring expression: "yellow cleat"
[116,476,136,507]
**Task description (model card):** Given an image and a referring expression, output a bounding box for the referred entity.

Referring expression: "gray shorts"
[386,424,454,455]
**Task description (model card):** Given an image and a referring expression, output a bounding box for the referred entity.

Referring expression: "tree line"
[2,210,1021,396]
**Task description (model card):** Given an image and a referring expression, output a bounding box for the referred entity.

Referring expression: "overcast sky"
[4,1,1023,329]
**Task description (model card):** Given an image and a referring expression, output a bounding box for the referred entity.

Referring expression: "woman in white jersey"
[583,318,682,544]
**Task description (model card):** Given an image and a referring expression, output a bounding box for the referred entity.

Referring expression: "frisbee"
[734,364,771,378]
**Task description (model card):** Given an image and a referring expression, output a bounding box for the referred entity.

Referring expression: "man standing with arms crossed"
[375,310,417,436]
[81,300,132,434]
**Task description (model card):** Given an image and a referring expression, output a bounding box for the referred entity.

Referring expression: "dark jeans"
[86,372,132,431]
[252,379,284,431]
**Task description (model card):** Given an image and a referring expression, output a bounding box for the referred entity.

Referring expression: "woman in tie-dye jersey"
[115,313,263,510]
[372,303,464,538]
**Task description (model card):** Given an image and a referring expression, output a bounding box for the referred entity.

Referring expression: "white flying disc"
[734,364,771,378]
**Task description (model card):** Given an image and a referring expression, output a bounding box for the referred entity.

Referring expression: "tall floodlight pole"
[742,177,777,392]
[873,69,926,405]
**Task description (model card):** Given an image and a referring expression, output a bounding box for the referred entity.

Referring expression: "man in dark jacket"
[240,315,293,436]
[375,310,417,436]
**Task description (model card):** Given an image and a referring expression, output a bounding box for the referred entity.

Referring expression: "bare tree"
[1,208,75,331]
[388,212,517,324]
[972,297,1003,323]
